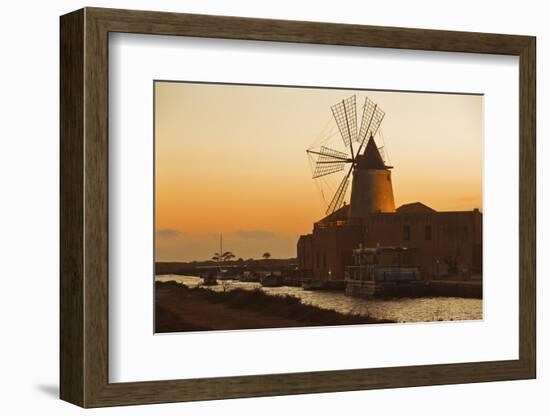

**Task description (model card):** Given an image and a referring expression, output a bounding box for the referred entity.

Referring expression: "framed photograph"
[60,7,536,407]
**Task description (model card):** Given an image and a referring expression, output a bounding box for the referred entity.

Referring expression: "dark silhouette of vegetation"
[155,258,297,276]
[156,280,393,332]
[212,251,236,262]
[262,252,271,260]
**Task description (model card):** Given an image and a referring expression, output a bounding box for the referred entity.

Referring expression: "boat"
[260,272,283,287]
[201,271,218,286]
[202,233,226,285]
[239,271,260,282]
[345,246,425,298]
[301,279,326,290]
[218,269,238,280]
[301,278,345,291]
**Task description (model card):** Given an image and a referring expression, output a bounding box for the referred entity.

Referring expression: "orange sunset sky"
[155,82,483,262]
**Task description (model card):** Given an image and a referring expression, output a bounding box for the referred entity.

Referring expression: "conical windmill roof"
[356,137,389,170]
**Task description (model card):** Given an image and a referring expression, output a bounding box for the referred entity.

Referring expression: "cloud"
[156,228,183,239]
[235,229,275,240]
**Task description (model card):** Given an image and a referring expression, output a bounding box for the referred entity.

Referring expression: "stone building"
[297,137,482,281]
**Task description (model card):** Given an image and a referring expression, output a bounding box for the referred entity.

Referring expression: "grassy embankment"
[155,280,393,332]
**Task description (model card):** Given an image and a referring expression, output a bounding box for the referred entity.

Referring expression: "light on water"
[156,275,482,323]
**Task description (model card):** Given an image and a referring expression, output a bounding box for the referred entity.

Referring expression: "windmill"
[307,95,390,217]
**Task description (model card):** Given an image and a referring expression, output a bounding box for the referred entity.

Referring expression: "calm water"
[156,275,482,323]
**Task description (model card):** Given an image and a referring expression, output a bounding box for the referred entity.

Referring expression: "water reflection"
[156,275,482,323]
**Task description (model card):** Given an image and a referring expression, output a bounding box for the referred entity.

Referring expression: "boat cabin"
[345,246,424,298]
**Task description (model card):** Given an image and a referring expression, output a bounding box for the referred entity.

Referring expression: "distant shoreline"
[155,259,297,277]
[155,280,393,333]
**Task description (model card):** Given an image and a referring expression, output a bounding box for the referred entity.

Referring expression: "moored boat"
[301,279,326,290]
[345,246,425,298]
[201,271,218,286]
[260,272,283,287]
[239,271,260,282]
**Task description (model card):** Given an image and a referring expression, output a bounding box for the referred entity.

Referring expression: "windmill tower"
[307,95,396,221]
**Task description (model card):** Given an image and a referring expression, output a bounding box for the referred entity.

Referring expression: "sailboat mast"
[219,233,223,272]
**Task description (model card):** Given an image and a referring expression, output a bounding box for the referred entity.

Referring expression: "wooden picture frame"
[60,7,536,408]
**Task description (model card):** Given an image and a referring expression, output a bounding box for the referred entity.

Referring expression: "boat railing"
[346,265,421,282]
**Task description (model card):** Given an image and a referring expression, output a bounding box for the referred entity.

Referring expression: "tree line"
[212,251,271,262]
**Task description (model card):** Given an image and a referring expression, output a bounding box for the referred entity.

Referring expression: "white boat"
[345,246,424,298]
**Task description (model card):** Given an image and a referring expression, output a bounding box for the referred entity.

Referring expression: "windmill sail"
[326,175,350,215]
[331,95,357,148]
[310,146,350,179]
[307,94,387,217]
[358,97,385,146]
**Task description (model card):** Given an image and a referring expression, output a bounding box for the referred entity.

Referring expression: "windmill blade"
[358,97,386,145]
[313,161,346,179]
[326,175,350,215]
[308,146,351,179]
[331,95,357,148]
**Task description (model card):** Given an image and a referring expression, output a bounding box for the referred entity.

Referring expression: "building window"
[403,225,411,241]
[322,253,327,268]
[425,225,432,241]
